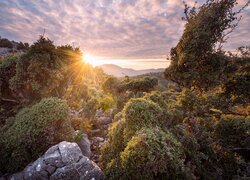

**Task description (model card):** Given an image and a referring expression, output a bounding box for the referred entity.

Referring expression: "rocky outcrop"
[90,109,113,164]
[9,141,104,180]
[75,131,91,158]
[95,110,113,125]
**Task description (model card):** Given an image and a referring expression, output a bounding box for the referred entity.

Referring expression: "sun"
[83,53,97,66]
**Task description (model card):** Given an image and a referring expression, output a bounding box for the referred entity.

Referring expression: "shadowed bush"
[215,115,250,149]
[0,97,73,173]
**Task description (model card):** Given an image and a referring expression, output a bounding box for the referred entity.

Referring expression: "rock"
[95,110,103,118]
[59,141,82,164]
[75,132,91,158]
[8,172,24,180]
[96,117,112,125]
[8,141,104,180]
[90,129,101,136]
[70,110,80,116]
[94,137,105,142]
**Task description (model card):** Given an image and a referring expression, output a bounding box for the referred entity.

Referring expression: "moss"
[0,97,73,173]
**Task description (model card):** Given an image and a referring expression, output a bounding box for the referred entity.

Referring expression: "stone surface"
[96,117,112,125]
[73,131,91,158]
[8,141,104,180]
[76,133,91,158]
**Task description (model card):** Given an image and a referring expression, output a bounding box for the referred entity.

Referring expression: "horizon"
[1,0,250,70]
[86,57,170,70]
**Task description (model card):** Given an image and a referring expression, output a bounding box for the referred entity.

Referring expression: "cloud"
[0,0,249,59]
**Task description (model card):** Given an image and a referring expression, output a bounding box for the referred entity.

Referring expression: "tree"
[165,0,249,91]
[16,42,29,50]
[117,76,158,93]
[0,37,13,48]
[9,36,83,102]
[222,46,250,104]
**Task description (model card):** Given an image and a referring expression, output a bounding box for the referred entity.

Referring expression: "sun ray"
[83,53,98,66]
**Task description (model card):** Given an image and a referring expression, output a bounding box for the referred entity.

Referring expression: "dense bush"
[0,37,13,48]
[98,94,116,112]
[123,98,163,140]
[70,115,92,134]
[120,127,188,180]
[101,97,190,179]
[222,73,250,104]
[215,115,250,149]
[0,97,73,173]
[0,56,19,99]
[82,97,99,119]
[8,36,83,102]
[64,83,90,110]
[100,119,126,168]
[16,42,29,50]
[102,76,119,94]
[117,76,158,93]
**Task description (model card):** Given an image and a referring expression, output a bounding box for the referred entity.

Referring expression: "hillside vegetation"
[0,0,249,179]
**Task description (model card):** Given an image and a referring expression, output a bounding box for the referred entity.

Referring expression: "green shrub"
[117,128,188,180]
[215,115,250,148]
[123,98,163,140]
[100,119,126,169]
[98,94,116,112]
[82,97,99,119]
[117,76,158,93]
[102,76,119,94]
[70,116,92,134]
[0,56,18,98]
[143,91,168,109]
[144,91,184,127]
[123,98,163,127]
[222,73,250,104]
[0,38,13,48]
[0,97,73,173]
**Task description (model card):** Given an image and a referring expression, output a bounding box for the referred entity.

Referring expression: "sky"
[0,0,249,70]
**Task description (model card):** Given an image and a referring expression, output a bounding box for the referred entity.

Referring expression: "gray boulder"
[9,141,104,180]
[75,131,91,158]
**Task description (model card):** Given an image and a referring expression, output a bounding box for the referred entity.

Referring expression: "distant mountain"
[99,64,165,77]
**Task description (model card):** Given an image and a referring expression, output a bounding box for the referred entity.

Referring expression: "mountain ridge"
[99,64,164,77]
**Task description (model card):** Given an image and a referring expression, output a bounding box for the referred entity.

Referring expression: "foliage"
[222,73,250,104]
[100,119,126,169]
[123,98,163,140]
[120,128,188,180]
[98,94,116,112]
[165,0,246,90]
[117,76,158,93]
[9,36,83,102]
[101,96,188,179]
[70,115,92,134]
[16,42,29,50]
[102,76,119,94]
[64,83,90,110]
[0,55,19,98]
[0,97,73,173]
[0,37,13,48]
[215,115,250,149]
[81,97,99,119]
